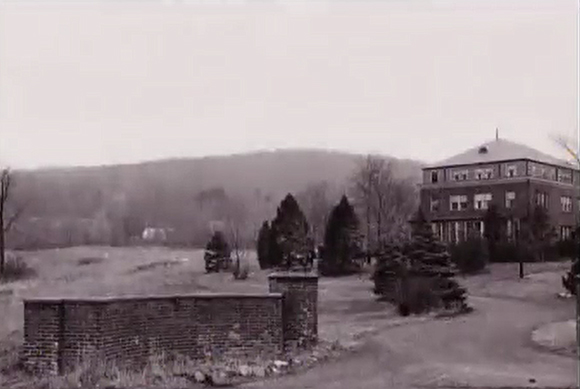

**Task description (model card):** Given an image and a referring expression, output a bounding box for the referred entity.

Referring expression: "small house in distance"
[420,137,579,243]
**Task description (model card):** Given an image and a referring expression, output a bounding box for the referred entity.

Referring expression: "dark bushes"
[448,237,489,274]
[0,253,36,282]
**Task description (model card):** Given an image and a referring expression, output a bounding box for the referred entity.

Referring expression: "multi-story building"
[420,137,580,243]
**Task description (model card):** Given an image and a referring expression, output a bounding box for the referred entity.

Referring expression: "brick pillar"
[22,299,64,375]
[268,272,318,349]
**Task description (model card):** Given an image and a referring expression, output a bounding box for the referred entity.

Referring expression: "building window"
[558,169,572,183]
[507,165,517,178]
[560,226,572,240]
[431,171,439,183]
[475,168,493,180]
[561,196,572,213]
[473,220,485,237]
[506,219,513,240]
[536,191,549,208]
[474,193,492,210]
[450,195,468,211]
[505,191,516,208]
[452,170,469,181]
[430,197,440,212]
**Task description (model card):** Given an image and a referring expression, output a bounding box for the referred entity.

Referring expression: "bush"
[448,237,489,274]
[0,253,35,282]
[555,239,578,260]
[562,257,579,295]
[488,241,533,263]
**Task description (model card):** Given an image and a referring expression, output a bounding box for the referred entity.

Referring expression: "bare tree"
[553,134,580,166]
[351,157,419,255]
[224,197,253,278]
[351,155,384,258]
[1,168,26,274]
[296,181,333,246]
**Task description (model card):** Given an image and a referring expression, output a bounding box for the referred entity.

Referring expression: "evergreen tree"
[270,194,312,270]
[319,195,363,276]
[404,207,471,313]
[256,221,271,269]
[372,242,407,300]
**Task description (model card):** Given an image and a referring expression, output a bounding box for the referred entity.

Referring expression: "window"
[450,195,468,211]
[536,191,549,208]
[506,219,513,240]
[475,168,493,180]
[473,220,485,237]
[452,170,469,181]
[561,196,572,212]
[507,165,517,178]
[474,193,492,210]
[558,169,572,183]
[505,191,516,208]
[431,171,439,183]
[430,197,440,212]
[560,226,572,240]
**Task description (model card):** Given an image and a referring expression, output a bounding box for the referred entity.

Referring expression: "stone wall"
[23,273,318,375]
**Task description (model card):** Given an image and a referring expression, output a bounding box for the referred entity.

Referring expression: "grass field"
[0,246,575,389]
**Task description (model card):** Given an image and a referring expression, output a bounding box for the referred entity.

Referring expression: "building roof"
[425,138,578,170]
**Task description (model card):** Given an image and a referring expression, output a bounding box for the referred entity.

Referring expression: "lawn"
[0,246,576,389]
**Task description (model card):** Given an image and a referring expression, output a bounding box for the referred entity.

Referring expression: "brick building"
[420,137,580,243]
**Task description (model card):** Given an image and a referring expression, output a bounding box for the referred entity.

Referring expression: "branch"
[552,134,580,166]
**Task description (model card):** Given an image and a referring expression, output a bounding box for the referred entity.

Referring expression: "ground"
[0,247,576,389]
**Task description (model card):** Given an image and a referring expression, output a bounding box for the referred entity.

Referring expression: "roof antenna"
[495,127,499,140]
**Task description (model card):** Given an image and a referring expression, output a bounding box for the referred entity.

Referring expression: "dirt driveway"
[243,267,577,389]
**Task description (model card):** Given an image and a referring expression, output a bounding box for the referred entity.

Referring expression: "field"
[0,246,576,389]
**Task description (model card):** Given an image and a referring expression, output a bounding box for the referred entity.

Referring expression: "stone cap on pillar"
[268,272,319,280]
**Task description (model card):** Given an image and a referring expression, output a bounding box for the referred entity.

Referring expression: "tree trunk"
[0,200,4,275]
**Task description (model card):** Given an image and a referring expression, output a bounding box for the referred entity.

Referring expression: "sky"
[0,0,578,169]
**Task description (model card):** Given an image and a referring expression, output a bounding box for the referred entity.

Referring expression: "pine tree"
[256,221,271,269]
[320,195,363,276]
[270,194,312,270]
[404,207,471,313]
[372,242,407,301]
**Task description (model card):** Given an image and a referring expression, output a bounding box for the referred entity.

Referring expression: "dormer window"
[478,146,488,154]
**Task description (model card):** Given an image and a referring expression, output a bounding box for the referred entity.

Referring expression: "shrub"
[562,257,579,295]
[77,257,105,266]
[0,253,35,282]
[555,238,578,260]
[488,241,534,263]
[448,237,489,274]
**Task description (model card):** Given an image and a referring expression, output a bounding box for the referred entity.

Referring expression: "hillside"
[6,149,424,249]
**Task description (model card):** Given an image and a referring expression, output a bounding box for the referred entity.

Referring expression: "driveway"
[243,281,576,389]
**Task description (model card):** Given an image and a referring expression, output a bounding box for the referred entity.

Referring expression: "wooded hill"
[6,149,423,250]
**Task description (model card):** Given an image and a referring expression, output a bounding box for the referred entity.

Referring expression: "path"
[243,290,577,389]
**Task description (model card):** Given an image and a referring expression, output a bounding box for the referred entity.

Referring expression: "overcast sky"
[0,0,577,169]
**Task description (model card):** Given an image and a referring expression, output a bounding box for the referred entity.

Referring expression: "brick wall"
[23,273,319,376]
[24,293,284,375]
